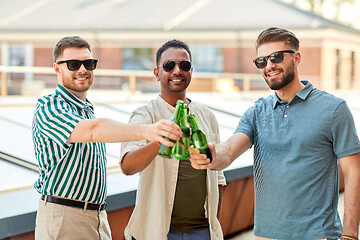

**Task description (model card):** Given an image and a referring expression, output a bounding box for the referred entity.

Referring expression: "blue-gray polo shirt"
[235,81,360,239]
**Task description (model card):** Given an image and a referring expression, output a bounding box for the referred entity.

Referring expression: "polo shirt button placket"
[83,105,91,119]
[284,105,289,118]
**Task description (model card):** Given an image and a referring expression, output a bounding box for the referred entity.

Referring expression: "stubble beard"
[63,75,93,93]
[265,66,295,91]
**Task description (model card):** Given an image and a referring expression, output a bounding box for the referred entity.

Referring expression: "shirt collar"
[272,80,313,109]
[157,95,192,112]
[56,84,94,111]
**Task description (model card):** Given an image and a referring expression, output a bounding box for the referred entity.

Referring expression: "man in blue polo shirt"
[189,27,360,240]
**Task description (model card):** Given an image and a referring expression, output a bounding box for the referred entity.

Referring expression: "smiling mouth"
[75,76,88,81]
[170,78,184,83]
[267,71,281,78]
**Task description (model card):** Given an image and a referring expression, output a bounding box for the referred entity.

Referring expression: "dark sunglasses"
[56,59,98,71]
[160,60,192,72]
[253,50,295,69]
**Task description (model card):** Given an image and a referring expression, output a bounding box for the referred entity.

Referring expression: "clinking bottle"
[174,103,190,159]
[158,100,184,158]
[188,113,212,162]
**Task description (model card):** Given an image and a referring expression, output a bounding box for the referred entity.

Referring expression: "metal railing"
[0,65,264,96]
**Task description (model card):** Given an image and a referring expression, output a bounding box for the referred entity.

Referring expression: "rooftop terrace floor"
[1,88,359,238]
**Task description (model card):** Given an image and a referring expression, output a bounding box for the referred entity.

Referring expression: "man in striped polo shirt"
[32,36,182,240]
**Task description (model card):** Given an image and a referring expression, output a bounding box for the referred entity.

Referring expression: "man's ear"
[54,63,60,75]
[294,51,301,67]
[54,63,63,84]
[154,67,160,81]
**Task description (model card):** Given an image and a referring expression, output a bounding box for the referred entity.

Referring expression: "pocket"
[35,202,65,239]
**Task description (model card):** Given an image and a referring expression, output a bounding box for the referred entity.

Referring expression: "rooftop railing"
[0,65,266,96]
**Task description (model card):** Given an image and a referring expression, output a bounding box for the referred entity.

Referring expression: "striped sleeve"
[34,96,83,148]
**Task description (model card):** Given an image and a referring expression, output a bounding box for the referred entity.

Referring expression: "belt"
[41,195,106,211]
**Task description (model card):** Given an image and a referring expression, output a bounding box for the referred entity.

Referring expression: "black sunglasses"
[253,50,295,69]
[56,59,98,71]
[160,60,192,72]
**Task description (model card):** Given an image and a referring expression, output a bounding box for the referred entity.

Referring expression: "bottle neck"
[171,100,183,123]
[189,116,200,132]
[179,106,189,128]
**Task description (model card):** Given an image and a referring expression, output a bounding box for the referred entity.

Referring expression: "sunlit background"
[0,0,359,239]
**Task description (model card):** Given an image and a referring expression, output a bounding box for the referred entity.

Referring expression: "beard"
[264,65,295,91]
[62,74,93,93]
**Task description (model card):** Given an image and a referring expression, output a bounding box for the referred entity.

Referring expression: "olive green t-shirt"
[170,159,209,232]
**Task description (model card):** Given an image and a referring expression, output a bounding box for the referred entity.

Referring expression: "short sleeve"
[332,101,360,159]
[235,106,256,145]
[120,107,153,164]
[34,99,83,148]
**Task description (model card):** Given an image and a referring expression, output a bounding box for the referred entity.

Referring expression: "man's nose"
[172,63,181,74]
[77,63,87,73]
[266,58,276,69]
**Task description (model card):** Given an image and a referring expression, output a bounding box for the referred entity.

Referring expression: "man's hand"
[189,144,216,170]
[143,119,183,146]
[189,133,252,171]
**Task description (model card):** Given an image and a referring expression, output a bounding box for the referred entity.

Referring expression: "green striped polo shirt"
[32,84,107,204]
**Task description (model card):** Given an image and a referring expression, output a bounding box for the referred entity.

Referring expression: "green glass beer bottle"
[158,100,183,158]
[174,104,190,159]
[188,113,212,162]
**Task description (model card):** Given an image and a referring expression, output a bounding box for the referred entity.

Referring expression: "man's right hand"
[143,119,183,146]
[189,132,252,171]
[188,145,214,170]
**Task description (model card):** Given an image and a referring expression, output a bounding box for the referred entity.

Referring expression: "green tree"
[285,0,325,15]
[282,0,356,22]
[333,0,355,20]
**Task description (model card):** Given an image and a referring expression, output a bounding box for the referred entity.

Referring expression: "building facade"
[0,0,359,91]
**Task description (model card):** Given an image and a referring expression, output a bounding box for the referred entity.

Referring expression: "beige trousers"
[35,200,112,240]
[255,237,337,240]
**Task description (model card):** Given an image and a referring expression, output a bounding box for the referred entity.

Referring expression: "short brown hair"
[53,36,91,62]
[256,27,299,51]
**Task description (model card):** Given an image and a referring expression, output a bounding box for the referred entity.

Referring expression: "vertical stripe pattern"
[32,84,107,204]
